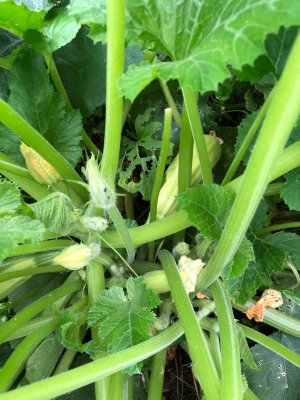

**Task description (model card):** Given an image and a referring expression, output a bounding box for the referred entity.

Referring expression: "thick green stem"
[182,86,213,184]
[147,349,167,400]
[197,33,300,290]
[159,80,181,127]
[211,280,243,399]
[0,278,82,345]
[110,373,125,400]
[86,259,110,400]
[159,250,220,399]
[0,318,59,392]
[0,99,87,201]
[6,240,74,257]
[108,205,135,264]
[0,320,184,400]
[177,104,193,195]
[0,266,65,282]
[209,331,221,377]
[222,92,272,185]
[257,221,300,236]
[100,0,125,186]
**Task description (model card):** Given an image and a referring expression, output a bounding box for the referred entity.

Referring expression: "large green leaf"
[177,184,235,240]
[118,107,166,200]
[243,332,300,400]
[0,0,45,37]
[53,27,106,116]
[67,0,106,43]
[120,0,300,101]
[225,232,300,304]
[0,47,82,166]
[88,277,160,374]
[24,8,80,53]
[178,184,255,279]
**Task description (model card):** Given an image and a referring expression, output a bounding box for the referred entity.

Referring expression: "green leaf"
[177,184,235,240]
[0,215,45,243]
[67,0,106,43]
[120,0,300,101]
[179,184,255,279]
[30,192,77,235]
[265,26,299,78]
[0,47,82,166]
[118,107,167,200]
[0,30,24,69]
[15,0,54,12]
[225,262,269,305]
[225,232,300,304]
[53,27,106,116]
[229,238,255,278]
[57,310,97,356]
[88,277,160,374]
[0,0,45,37]
[243,332,300,400]
[280,167,300,212]
[24,8,81,53]
[26,333,64,383]
[257,232,300,267]
[0,180,21,214]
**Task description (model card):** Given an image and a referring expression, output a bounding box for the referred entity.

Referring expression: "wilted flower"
[53,243,100,270]
[20,142,60,185]
[178,255,205,293]
[82,155,116,209]
[245,289,283,322]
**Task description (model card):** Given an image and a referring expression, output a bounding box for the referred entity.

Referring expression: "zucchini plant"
[0,1,300,399]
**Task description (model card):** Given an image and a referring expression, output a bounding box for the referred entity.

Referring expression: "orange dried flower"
[245,289,283,322]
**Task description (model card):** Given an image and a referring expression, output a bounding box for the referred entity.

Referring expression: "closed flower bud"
[53,243,100,270]
[20,142,60,185]
[81,216,108,232]
[172,242,190,258]
[82,155,115,210]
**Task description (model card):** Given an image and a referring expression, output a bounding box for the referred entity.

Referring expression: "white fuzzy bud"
[172,242,190,258]
[53,243,100,270]
[83,155,116,210]
[81,216,108,232]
